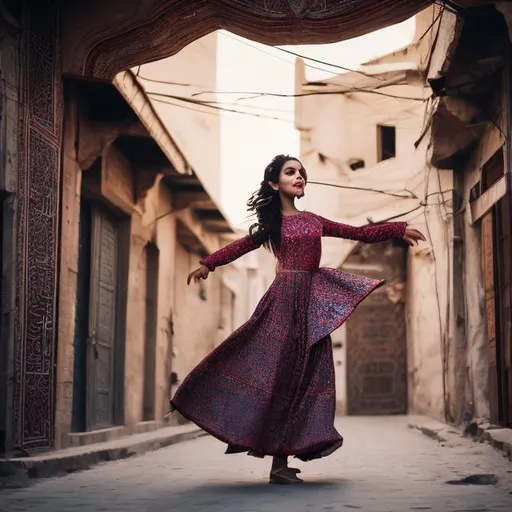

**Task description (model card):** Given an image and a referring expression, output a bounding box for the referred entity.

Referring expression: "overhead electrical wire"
[272,45,386,81]
[149,87,425,103]
[307,181,417,199]
[417,6,445,43]
[185,98,294,114]
[221,31,384,81]
[138,73,426,102]
[150,96,294,123]
[138,6,452,224]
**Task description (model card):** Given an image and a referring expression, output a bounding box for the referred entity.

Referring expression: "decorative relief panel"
[13,0,61,451]
[79,0,432,79]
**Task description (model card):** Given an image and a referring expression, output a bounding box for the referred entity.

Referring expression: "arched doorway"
[6,0,499,453]
[342,240,408,415]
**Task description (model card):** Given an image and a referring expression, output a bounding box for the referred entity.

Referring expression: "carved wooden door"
[347,290,407,415]
[494,194,512,427]
[86,207,118,430]
[483,198,512,427]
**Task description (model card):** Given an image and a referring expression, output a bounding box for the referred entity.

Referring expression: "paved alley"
[1,416,512,512]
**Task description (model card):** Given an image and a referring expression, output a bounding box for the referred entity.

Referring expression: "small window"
[348,158,365,171]
[377,125,396,162]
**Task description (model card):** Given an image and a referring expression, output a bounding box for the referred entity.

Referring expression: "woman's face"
[270,159,307,198]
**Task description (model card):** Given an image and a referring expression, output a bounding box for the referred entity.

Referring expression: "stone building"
[294,16,432,416]
[426,3,512,428]
[0,0,501,457]
[294,2,512,430]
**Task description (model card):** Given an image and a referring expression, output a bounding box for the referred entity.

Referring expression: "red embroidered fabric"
[200,213,406,272]
[173,212,406,460]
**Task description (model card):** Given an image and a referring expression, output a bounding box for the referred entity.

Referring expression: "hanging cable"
[221,31,385,81]
[151,87,425,103]
[307,180,417,199]
[417,6,445,43]
[150,96,294,123]
[271,45,385,81]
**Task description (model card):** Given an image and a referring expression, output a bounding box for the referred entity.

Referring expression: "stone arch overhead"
[65,0,436,81]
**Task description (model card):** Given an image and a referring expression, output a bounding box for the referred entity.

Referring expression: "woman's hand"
[402,227,427,246]
[187,265,210,285]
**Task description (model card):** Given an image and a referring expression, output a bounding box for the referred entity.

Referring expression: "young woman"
[170,155,425,485]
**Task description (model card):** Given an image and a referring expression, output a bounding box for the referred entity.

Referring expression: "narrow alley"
[1,417,511,512]
[2,2,512,511]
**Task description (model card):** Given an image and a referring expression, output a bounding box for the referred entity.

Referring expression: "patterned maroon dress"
[171,212,406,461]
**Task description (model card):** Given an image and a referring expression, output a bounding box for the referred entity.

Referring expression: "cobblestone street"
[1,417,512,511]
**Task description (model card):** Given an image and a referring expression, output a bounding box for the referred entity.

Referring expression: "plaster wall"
[136,33,221,206]
[295,26,452,418]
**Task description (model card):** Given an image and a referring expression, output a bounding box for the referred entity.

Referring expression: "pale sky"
[216,18,416,228]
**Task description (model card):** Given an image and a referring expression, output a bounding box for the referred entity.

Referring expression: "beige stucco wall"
[454,122,505,423]
[56,119,252,444]
[404,142,452,421]
[135,33,221,206]
[124,213,149,427]
[172,241,222,382]
[146,179,176,420]
[294,10,455,419]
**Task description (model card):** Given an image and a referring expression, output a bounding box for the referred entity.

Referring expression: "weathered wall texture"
[173,241,222,381]
[53,76,255,447]
[294,6,455,420]
[136,33,222,206]
[404,142,452,421]
[453,119,505,423]
[0,28,20,454]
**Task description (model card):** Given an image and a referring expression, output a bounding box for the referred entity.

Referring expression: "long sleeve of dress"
[318,215,407,243]
[200,235,261,271]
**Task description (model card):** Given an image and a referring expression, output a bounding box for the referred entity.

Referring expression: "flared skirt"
[171,268,383,460]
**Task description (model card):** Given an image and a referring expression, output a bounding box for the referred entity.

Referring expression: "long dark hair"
[247,154,307,256]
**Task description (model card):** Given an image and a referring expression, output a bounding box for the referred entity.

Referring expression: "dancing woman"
[170,155,425,484]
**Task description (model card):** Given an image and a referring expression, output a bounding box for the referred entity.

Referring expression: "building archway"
[63,0,436,80]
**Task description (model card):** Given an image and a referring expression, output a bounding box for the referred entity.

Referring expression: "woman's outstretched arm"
[188,235,263,285]
[200,235,262,272]
[318,215,415,244]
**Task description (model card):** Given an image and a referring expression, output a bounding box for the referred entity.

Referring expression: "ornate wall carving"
[70,0,432,79]
[68,0,499,80]
[13,0,61,451]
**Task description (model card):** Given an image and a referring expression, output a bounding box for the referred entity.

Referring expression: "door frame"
[82,196,129,431]
[143,242,159,421]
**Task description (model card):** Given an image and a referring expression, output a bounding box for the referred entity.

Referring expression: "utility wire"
[220,32,344,78]
[417,6,445,44]
[138,75,425,102]
[150,95,294,123]
[307,180,417,199]
[139,73,424,102]
[221,31,384,81]
[272,45,385,81]
[188,98,294,114]
[151,87,425,103]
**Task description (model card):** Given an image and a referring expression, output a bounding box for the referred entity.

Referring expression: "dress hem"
[170,272,386,461]
[169,399,343,460]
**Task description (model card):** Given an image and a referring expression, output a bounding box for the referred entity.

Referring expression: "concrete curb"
[0,425,206,488]
[473,425,512,461]
[407,415,455,445]
[407,414,512,461]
